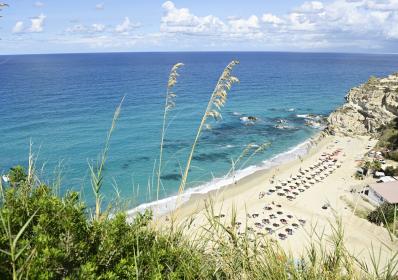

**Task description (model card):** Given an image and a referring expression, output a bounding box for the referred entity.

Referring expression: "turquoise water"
[1,52,398,208]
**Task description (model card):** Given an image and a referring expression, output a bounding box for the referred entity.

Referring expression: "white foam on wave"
[127,137,315,219]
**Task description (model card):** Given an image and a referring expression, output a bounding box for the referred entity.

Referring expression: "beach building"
[376,176,396,183]
[374,171,385,178]
[366,181,398,205]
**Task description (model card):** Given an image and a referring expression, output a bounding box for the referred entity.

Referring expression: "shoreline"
[158,132,397,266]
[127,131,324,218]
[166,131,330,221]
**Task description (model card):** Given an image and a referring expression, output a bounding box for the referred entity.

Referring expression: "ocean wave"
[127,137,315,218]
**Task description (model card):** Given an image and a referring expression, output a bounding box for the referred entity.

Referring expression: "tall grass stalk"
[177,60,239,197]
[0,210,37,280]
[89,97,124,220]
[157,63,184,202]
[239,142,271,170]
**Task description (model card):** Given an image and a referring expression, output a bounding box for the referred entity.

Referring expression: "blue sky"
[0,0,398,54]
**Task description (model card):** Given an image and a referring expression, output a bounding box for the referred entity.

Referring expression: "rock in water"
[327,73,398,136]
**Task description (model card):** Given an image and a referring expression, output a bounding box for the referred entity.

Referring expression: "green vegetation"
[367,203,397,238]
[360,160,382,176]
[0,171,214,279]
[384,166,398,176]
[374,117,398,163]
[377,118,398,161]
[368,203,397,225]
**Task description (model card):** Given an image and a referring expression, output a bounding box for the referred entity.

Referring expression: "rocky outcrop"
[327,73,398,136]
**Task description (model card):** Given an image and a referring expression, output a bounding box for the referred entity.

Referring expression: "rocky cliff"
[327,73,398,136]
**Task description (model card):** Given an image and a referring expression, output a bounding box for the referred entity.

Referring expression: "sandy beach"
[162,133,397,266]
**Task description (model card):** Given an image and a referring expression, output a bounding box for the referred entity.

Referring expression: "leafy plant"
[7,166,27,186]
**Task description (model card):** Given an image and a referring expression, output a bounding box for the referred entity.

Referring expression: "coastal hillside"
[327,73,398,136]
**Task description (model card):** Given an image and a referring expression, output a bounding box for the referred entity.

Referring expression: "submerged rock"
[327,73,398,136]
[240,116,258,125]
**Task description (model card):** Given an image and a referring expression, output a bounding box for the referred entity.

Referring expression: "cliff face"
[327,73,398,136]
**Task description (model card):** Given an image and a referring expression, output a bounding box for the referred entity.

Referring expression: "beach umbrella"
[265,227,274,234]
[285,228,293,235]
[309,179,316,184]
[298,219,306,225]
[278,233,287,240]
[255,222,263,229]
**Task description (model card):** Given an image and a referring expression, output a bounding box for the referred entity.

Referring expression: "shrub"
[0,176,214,279]
[384,166,398,176]
[387,151,398,161]
[367,203,397,225]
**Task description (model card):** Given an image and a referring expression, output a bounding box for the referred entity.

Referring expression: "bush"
[0,176,214,279]
[386,151,398,161]
[384,166,398,176]
[367,203,397,225]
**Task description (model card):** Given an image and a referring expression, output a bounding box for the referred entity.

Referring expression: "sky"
[0,0,398,54]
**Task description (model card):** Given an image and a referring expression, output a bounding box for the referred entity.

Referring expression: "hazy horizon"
[1,0,398,55]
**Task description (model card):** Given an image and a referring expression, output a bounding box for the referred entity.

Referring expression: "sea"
[1,52,398,212]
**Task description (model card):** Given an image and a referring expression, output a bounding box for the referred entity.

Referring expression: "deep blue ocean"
[1,52,398,209]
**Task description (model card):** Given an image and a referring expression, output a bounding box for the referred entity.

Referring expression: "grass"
[177,61,239,198]
[1,64,398,279]
[88,97,124,221]
[157,63,184,202]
